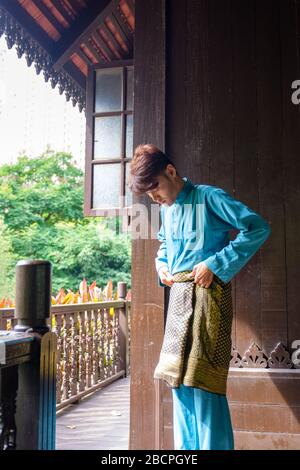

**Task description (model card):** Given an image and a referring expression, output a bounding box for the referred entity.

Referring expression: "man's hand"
[187,262,214,288]
[158,266,174,287]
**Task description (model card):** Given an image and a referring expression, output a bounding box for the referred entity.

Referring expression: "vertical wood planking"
[256,0,287,354]
[132,0,300,449]
[207,0,236,348]
[164,0,188,449]
[130,0,166,450]
[166,0,186,175]
[208,0,234,193]
[185,0,211,182]
[232,0,262,354]
[281,0,300,345]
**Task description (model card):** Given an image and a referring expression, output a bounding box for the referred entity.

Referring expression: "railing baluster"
[117,282,128,377]
[91,309,97,385]
[95,308,102,382]
[126,301,131,376]
[78,311,85,392]
[1,296,131,413]
[97,309,103,382]
[86,310,92,389]
[74,312,80,393]
[70,315,77,397]
[61,314,67,402]
[53,314,63,405]
[105,307,111,379]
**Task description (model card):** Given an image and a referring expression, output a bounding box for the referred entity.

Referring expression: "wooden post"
[14,260,51,334]
[117,282,128,377]
[13,260,57,450]
[117,281,127,300]
[0,365,18,450]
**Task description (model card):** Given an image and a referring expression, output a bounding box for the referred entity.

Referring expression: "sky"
[0,36,86,169]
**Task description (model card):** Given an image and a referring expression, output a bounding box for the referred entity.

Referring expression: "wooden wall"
[129,0,167,450]
[131,0,300,450]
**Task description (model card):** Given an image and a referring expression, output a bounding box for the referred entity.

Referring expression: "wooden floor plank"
[56,376,130,450]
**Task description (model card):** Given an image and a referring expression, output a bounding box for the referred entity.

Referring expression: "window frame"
[84,59,134,217]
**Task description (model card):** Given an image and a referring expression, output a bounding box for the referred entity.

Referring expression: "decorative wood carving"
[268,342,293,369]
[230,341,296,369]
[230,346,242,367]
[241,341,268,368]
[0,7,86,112]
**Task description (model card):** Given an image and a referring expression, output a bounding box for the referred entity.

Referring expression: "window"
[84,60,134,216]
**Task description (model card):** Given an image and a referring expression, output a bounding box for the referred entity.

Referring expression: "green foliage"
[0,219,15,297]
[0,151,131,297]
[0,151,84,229]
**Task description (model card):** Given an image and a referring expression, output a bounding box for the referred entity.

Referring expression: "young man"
[129,143,271,450]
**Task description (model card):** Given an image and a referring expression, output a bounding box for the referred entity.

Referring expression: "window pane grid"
[87,63,133,213]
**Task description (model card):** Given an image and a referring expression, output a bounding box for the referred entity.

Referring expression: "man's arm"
[202,187,271,283]
[155,208,169,287]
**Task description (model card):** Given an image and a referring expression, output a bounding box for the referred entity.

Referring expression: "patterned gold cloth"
[153,270,233,395]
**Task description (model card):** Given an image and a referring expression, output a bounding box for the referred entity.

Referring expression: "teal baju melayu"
[172,384,234,450]
[155,177,271,450]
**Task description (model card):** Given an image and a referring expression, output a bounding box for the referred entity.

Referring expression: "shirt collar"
[174,177,195,205]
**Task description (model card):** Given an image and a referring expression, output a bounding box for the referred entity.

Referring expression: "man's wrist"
[158,265,168,276]
[202,258,218,275]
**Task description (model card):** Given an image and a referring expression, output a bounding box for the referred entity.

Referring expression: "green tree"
[0,219,15,298]
[0,151,84,229]
[0,152,131,296]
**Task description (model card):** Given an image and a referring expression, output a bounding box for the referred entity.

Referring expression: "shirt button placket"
[173,204,180,239]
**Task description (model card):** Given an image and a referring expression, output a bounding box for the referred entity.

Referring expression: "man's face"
[146,169,178,206]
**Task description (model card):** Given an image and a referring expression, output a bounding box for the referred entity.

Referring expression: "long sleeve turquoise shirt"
[155,177,271,287]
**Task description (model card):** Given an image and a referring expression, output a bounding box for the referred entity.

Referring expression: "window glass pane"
[126,68,134,110]
[93,164,120,209]
[126,114,133,158]
[125,162,133,206]
[95,68,122,112]
[94,116,121,159]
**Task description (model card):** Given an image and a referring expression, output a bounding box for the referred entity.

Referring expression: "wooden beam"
[52,0,120,70]
[63,61,86,90]
[0,0,53,52]
[85,40,105,64]
[30,0,64,34]
[126,0,135,15]
[110,13,129,45]
[68,0,83,12]
[110,12,133,57]
[94,31,114,60]
[76,47,94,67]
[114,7,134,43]
[101,22,124,57]
[50,0,72,24]
[110,10,133,57]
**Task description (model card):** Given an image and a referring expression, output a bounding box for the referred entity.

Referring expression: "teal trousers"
[172,384,234,450]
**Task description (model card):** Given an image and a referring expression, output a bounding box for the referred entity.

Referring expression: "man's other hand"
[187,262,214,288]
[159,267,174,287]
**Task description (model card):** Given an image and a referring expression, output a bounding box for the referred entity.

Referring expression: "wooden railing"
[0,260,131,449]
[0,260,56,450]
[0,300,131,411]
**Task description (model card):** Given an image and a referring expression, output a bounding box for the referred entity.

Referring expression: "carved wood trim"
[268,342,293,369]
[0,6,86,112]
[231,340,297,369]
